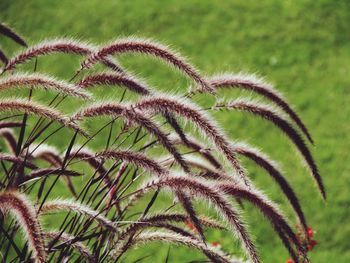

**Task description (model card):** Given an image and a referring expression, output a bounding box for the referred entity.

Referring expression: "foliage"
[0,20,326,263]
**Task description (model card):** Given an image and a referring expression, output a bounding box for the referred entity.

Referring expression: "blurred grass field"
[1,0,349,262]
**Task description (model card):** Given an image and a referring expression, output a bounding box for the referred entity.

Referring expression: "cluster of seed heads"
[0,23,324,263]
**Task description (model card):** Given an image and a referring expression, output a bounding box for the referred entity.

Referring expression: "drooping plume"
[0,191,46,263]
[162,155,229,181]
[0,98,84,134]
[0,128,18,153]
[0,152,37,169]
[97,150,167,176]
[40,199,117,231]
[119,212,225,241]
[3,38,123,72]
[208,73,313,143]
[120,231,242,263]
[28,143,63,167]
[78,72,151,95]
[169,133,223,170]
[0,23,27,47]
[234,142,307,232]
[44,231,95,263]
[81,37,213,93]
[0,73,91,99]
[214,98,325,199]
[72,102,188,172]
[218,182,302,261]
[0,121,22,129]
[132,176,260,263]
[67,146,112,187]
[135,95,248,185]
[22,168,82,183]
[27,144,78,196]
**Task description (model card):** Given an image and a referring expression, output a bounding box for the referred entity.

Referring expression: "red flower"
[308,239,318,251]
[286,259,293,263]
[185,220,197,232]
[211,241,220,247]
[307,227,314,238]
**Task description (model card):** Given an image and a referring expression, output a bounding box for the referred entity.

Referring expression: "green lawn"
[1,0,349,262]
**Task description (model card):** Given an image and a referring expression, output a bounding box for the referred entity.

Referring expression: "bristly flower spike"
[208,73,313,143]
[0,191,46,263]
[81,37,214,93]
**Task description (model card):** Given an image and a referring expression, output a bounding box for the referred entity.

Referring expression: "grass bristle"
[0,128,18,153]
[0,191,46,263]
[133,176,260,263]
[135,95,249,185]
[0,73,91,99]
[4,38,121,72]
[81,37,213,93]
[0,28,323,262]
[78,71,151,95]
[214,98,325,199]
[97,150,167,176]
[219,182,302,261]
[120,231,243,263]
[0,98,85,134]
[234,142,308,232]
[0,23,27,47]
[44,231,95,262]
[40,199,117,230]
[209,73,313,143]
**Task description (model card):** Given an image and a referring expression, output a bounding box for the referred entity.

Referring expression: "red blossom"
[308,239,318,251]
[185,220,197,232]
[307,226,314,238]
[211,241,220,247]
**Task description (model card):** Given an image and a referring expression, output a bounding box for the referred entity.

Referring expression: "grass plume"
[72,102,188,172]
[78,71,150,95]
[214,99,325,199]
[3,38,122,72]
[0,23,27,47]
[97,150,166,176]
[0,191,46,263]
[234,142,307,232]
[0,128,18,154]
[81,37,213,93]
[0,27,324,262]
[44,230,95,263]
[135,95,248,185]
[121,231,243,263]
[0,98,84,134]
[40,199,117,230]
[131,176,260,263]
[0,48,9,65]
[0,73,91,99]
[208,73,313,143]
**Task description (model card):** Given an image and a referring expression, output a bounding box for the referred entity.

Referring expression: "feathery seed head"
[0,191,46,263]
[0,73,92,99]
[81,37,214,93]
[0,98,86,135]
[215,98,325,199]
[209,73,314,143]
[78,71,151,95]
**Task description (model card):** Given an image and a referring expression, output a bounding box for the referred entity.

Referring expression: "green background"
[1,0,349,262]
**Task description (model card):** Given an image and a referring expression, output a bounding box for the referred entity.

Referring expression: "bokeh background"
[1,0,349,262]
